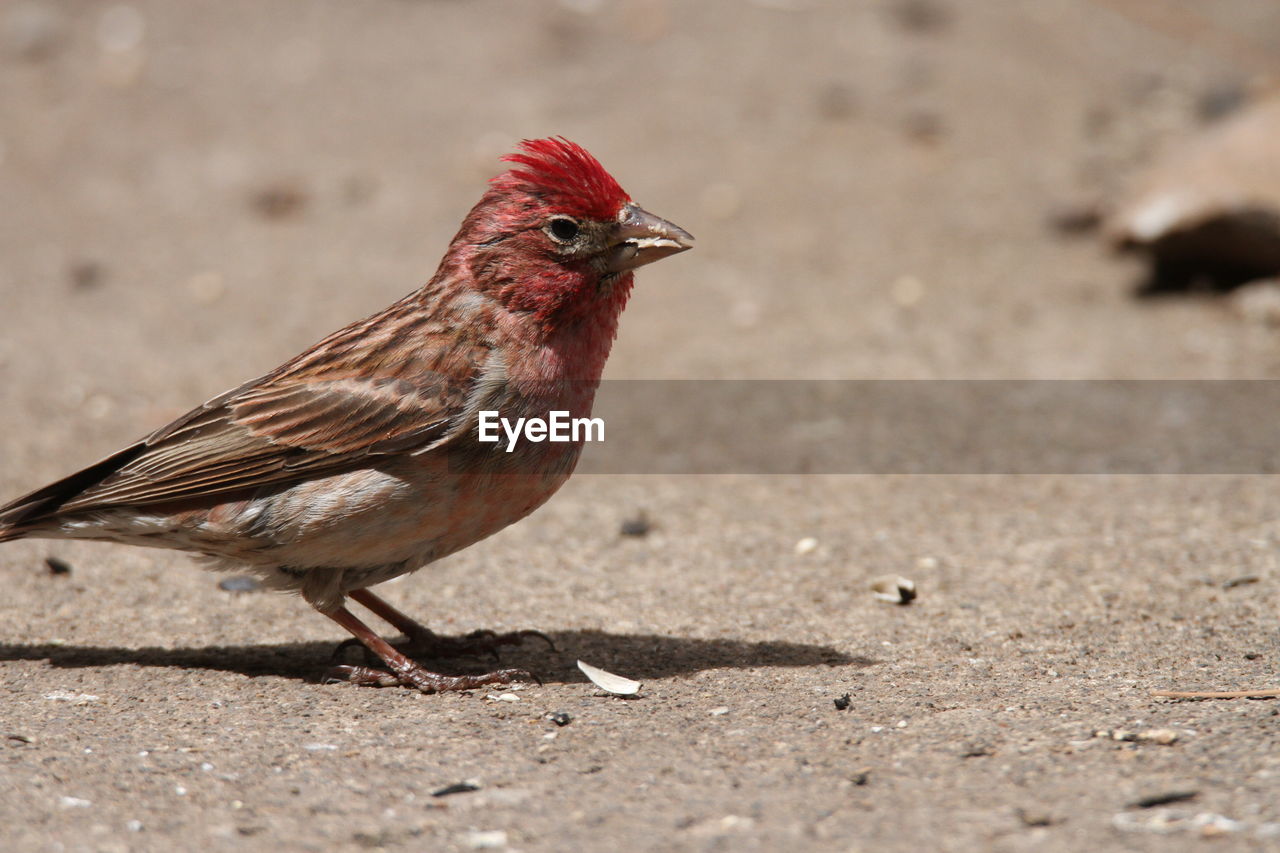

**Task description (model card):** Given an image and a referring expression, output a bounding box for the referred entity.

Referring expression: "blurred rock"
[250,182,309,221]
[69,260,105,291]
[870,575,917,604]
[4,2,64,61]
[1108,96,1280,293]
[619,511,650,537]
[1229,279,1280,327]
[1046,200,1102,236]
[218,576,261,593]
[888,0,953,35]
[1197,80,1248,125]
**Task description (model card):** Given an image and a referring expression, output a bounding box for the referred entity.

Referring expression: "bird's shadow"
[0,630,870,686]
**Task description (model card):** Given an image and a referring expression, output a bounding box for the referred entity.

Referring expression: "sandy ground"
[3,1,1280,851]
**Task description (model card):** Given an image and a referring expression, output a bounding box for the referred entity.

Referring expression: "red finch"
[0,137,693,693]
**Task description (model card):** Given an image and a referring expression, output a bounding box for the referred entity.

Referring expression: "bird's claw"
[400,666,540,694]
[323,663,539,693]
[324,664,401,688]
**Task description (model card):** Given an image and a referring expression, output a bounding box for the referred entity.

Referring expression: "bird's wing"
[1,348,504,526]
[64,373,485,512]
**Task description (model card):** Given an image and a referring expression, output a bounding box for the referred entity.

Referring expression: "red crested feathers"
[493,137,631,221]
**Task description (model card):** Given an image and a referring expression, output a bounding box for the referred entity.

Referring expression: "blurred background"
[7,2,1280,472]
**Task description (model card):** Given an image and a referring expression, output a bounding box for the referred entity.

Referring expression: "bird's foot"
[321,604,545,694]
[324,663,539,694]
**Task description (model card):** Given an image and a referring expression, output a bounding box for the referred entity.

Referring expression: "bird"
[0,137,693,693]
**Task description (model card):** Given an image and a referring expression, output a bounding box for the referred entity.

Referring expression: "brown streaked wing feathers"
[0,282,496,529]
[53,374,471,513]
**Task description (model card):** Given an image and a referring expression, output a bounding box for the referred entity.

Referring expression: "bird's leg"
[347,587,556,658]
[321,605,536,693]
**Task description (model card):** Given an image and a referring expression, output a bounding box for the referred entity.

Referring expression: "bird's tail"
[0,442,148,544]
[0,503,39,542]
[0,526,29,544]
[0,492,45,542]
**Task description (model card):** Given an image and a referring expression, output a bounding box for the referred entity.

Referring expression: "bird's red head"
[445,137,693,345]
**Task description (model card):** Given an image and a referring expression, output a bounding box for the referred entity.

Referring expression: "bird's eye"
[546,217,581,243]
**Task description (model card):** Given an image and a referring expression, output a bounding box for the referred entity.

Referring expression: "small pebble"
[1016,808,1056,827]
[794,537,818,555]
[69,261,105,291]
[218,576,260,593]
[1101,728,1180,745]
[1221,574,1260,589]
[1198,80,1248,123]
[709,706,730,716]
[902,110,945,145]
[45,691,99,704]
[250,182,308,220]
[1131,789,1198,809]
[1047,202,1102,235]
[870,575,917,605]
[1137,728,1180,745]
[45,556,72,576]
[833,693,852,711]
[619,512,650,537]
[464,829,508,849]
[888,0,953,34]
[432,781,481,798]
[546,711,572,727]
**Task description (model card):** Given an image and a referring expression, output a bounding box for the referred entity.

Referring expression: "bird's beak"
[606,203,695,273]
